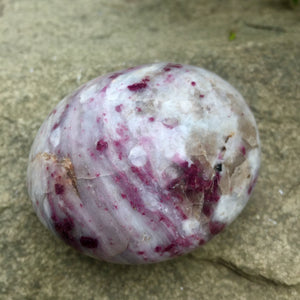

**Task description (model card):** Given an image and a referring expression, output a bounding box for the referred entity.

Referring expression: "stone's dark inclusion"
[53,215,99,249]
[96,139,108,152]
[163,63,183,72]
[80,236,98,249]
[55,183,64,195]
[209,221,226,235]
[127,77,150,91]
[53,217,75,245]
[214,164,222,172]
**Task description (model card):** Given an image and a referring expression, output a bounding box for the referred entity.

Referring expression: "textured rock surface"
[0,0,299,298]
[27,63,260,264]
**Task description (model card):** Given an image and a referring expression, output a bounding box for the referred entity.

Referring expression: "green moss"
[229,31,237,41]
[290,0,299,7]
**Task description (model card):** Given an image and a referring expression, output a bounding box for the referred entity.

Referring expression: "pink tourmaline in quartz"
[27,63,260,264]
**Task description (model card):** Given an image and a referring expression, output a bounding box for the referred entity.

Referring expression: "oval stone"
[27,62,260,264]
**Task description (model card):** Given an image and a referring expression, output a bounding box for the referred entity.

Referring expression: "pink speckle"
[96,139,108,152]
[248,177,258,195]
[163,63,182,72]
[96,173,100,177]
[142,76,150,82]
[101,85,108,93]
[148,117,155,122]
[209,221,225,235]
[128,82,147,91]
[136,107,142,112]
[52,123,59,130]
[198,239,206,246]
[164,74,175,83]
[114,175,121,183]
[155,246,162,252]
[121,193,127,199]
[114,140,121,147]
[55,183,64,195]
[200,94,205,98]
[191,81,196,86]
[115,104,123,112]
[240,146,246,156]
[116,127,125,137]
[53,218,74,244]
[80,236,98,249]
[163,243,176,252]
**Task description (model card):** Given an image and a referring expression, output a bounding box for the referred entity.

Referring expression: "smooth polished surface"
[27,63,260,263]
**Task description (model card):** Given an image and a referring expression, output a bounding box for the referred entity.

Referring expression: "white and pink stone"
[27,63,260,264]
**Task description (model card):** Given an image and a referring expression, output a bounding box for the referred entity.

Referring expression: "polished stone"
[27,63,260,263]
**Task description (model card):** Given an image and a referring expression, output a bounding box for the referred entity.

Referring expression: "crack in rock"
[199,257,300,288]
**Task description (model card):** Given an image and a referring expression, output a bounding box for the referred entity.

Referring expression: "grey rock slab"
[0,0,299,299]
